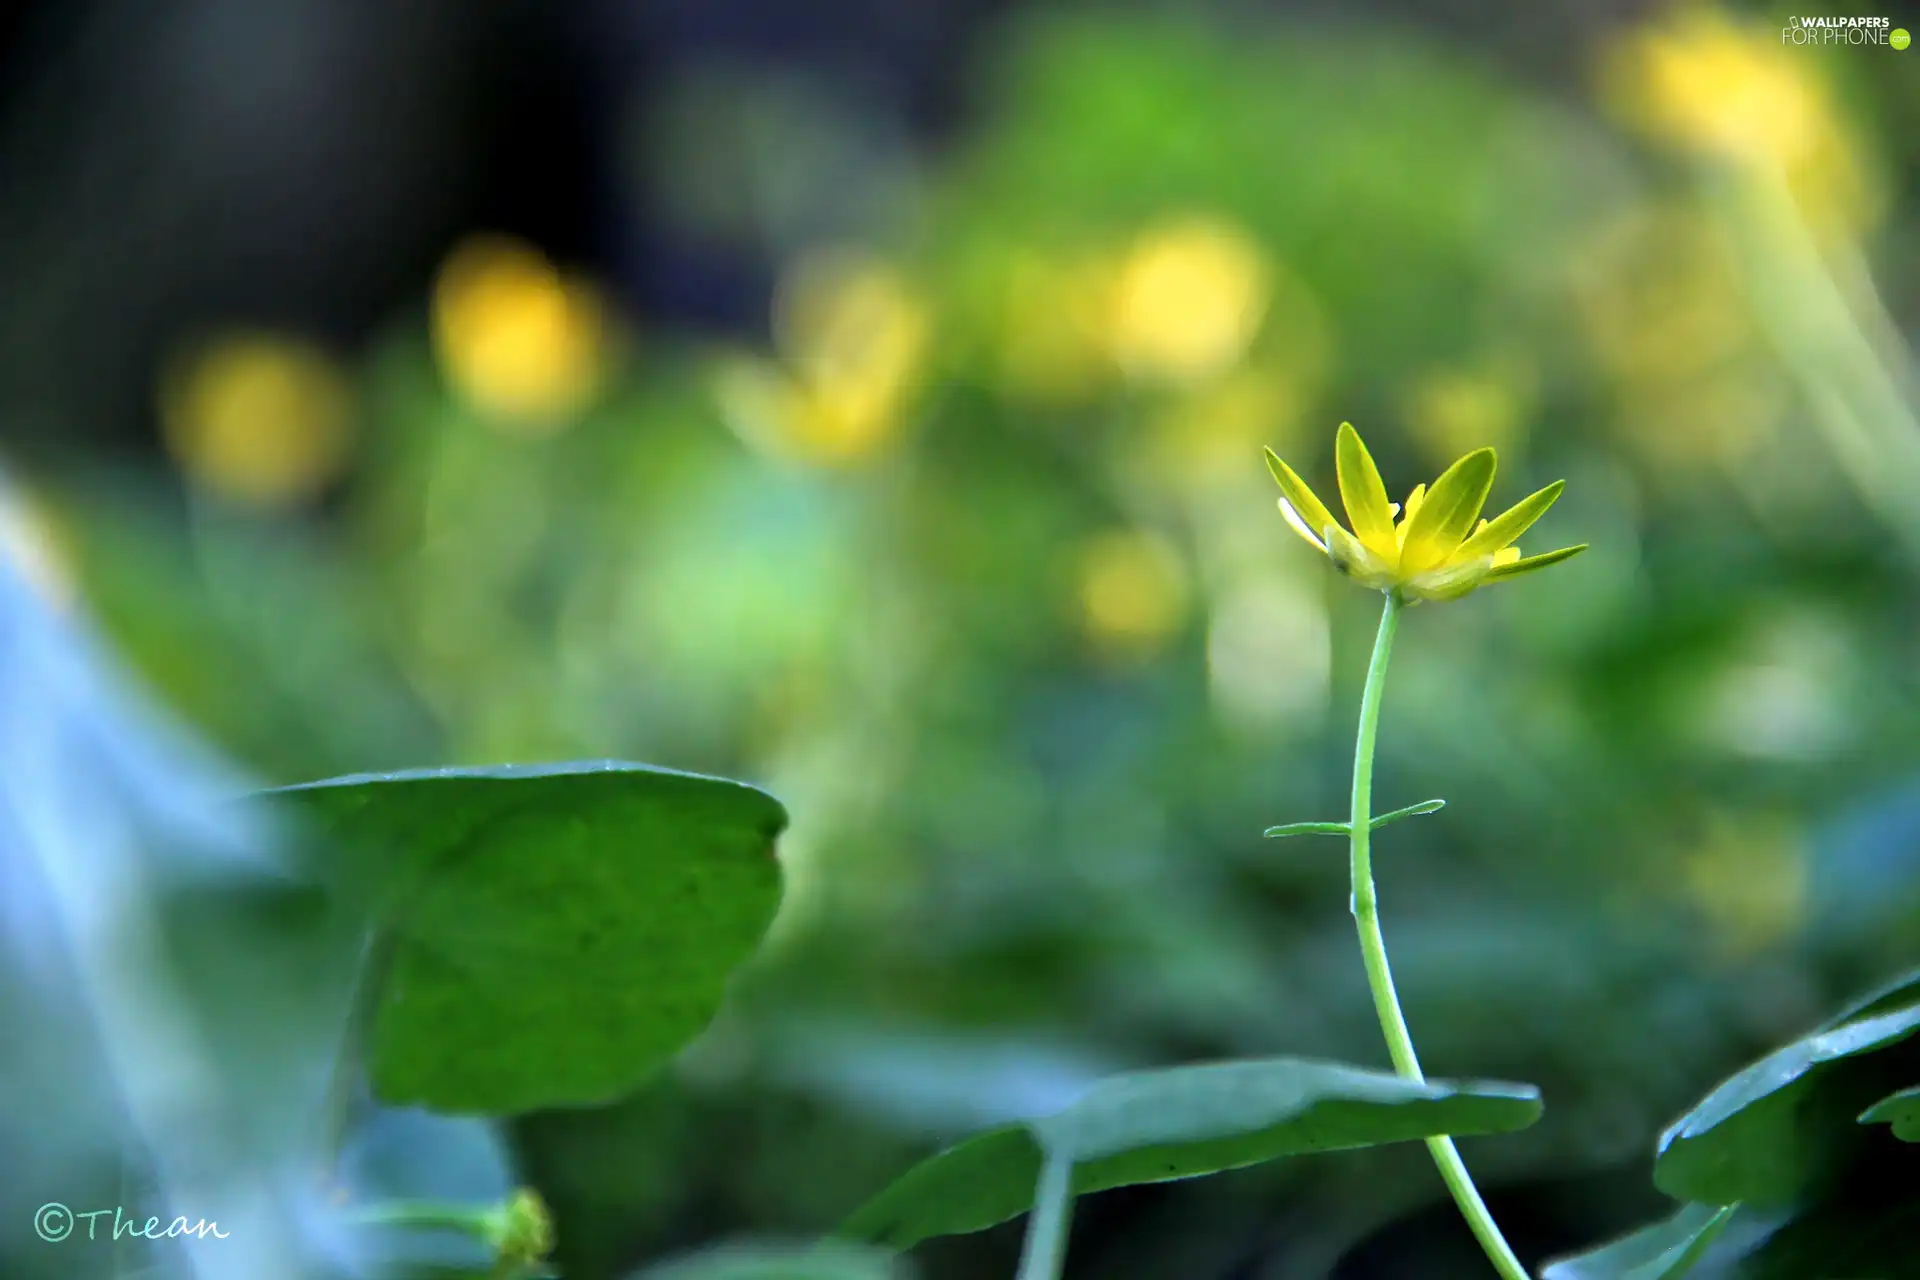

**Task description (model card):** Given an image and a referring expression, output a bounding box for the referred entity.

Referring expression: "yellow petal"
[1404,554,1496,602]
[1395,483,1427,550]
[1457,480,1565,561]
[1398,447,1496,575]
[1323,521,1399,590]
[1335,423,1399,561]
[1493,545,1520,566]
[1485,543,1587,581]
[1276,497,1327,552]
[1264,448,1340,553]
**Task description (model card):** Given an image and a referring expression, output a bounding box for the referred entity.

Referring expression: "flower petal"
[1484,543,1587,581]
[1323,521,1399,590]
[1276,497,1327,552]
[1403,554,1495,602]
[1456,480,1565,561]
[1264,448,1340,551]
[1395,484,1426,551]
[1399,447,1496,575]
[1335,423,1399,561]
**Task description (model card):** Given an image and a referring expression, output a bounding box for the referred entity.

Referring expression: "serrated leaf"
[839,1056,1542,1248]
[1653,998,1920,1206]
[1540,1203,1738,1280]
[1857,1084,1920,1141]
[268,762,786,1115]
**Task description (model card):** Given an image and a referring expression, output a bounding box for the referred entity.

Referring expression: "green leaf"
[1540,1203,1738,1280]
[839,1056,1542,1249]
[1653,999,1920,1206]
[1263,801,1443,840]
[1858,1084,1920,1141]
[1263,821,1350,838]
[1371,799,1445,829]
[1824,965,1920,1026]
[268,762,787,1114]
[634,1242,900,1279]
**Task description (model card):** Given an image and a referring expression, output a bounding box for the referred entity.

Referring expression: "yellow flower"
[160,331,356,507]
[432,234,607,432]
[1264,422,1585,603]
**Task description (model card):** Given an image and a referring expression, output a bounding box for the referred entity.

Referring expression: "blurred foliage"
[10,3,1920,1276]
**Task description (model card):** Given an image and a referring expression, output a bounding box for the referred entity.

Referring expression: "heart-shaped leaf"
[268,762,786,1114]
[1653,996,1920,1206]
[839,1056,1542,1248]
[1858,1085,1920,1142]
[1540,1203,1738,1280]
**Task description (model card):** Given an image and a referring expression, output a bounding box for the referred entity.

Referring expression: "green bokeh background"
[6,3,1920,1276]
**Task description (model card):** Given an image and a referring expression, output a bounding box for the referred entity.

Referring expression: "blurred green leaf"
[64,487,440,780]
[508,1074,698,1280]
[1540,1202,1738,1280]
[1653,997,1920,1206]
[1857,1085,1920,1141]
[839,1057,1542,1248]
[1824,966,1920,1025]
[633,1242,901,1279]
[268,762,786,1114]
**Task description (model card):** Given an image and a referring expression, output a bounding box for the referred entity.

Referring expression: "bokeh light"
[1103,215,1271,385]
[159,332,356,507]
[431,235,609,432]
[718,247,928,466]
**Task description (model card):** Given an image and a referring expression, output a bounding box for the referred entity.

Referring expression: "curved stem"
[1015,1147,1077,1280]
[1350,592,1530,1280]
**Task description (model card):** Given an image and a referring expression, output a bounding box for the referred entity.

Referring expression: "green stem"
[345,1201,498,1235]
[1014,1147,1076,1280]
[1349,592,1530,1280]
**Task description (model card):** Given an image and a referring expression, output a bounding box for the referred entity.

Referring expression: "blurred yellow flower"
[1601,11,1880,235]
[1571,204,1777,464]
[718,247,928,467]
[1075,529,1189,657]
[1105,215,1269,383]
[1679,811,1807,959]
[431,234,608,432]
[1266,423,1584,603]
[1401,357,1534,466]
[160,332,355,507]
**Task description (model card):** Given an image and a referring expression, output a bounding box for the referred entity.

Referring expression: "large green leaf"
[1653,998,1920,1206]
[1857,1084,1920,1142]
[268,762,787,1114]
[839,1056,1542,1248]
[1540,1203,1739,1280]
